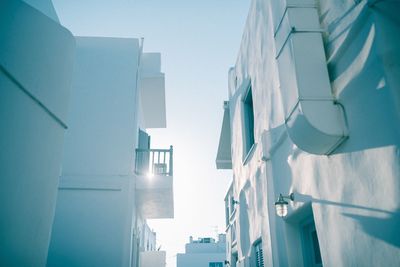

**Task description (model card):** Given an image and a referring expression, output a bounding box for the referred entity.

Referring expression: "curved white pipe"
[272,0,348,155]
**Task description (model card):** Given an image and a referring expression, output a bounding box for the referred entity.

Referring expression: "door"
[301,220,322,267]
[136,129,150,174]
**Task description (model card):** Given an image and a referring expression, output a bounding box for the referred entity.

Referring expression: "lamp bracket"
[282,193,295,201]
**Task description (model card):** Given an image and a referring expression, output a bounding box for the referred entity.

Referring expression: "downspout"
[271,0,348,155]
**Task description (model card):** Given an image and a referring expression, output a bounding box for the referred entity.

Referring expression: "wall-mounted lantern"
[274,193,294,217]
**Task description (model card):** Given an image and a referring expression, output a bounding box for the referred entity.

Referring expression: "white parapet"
[140,251,167,267]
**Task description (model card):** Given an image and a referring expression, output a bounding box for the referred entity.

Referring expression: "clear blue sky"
[53,0,250,265]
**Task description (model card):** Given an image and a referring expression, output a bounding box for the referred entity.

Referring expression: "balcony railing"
[135,146,173,176]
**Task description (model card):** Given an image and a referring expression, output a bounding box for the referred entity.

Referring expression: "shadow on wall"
[295,193,400,248]
[342,210,400,248]
[325,3,400,155]
[269,133,293,267]
[239,186,251,258]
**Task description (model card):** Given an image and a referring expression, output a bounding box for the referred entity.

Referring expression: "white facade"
[47,37,173,267]
[0,1,75,266]
[140,251,167,267]
[1,1,172,267]
[177,235,226,267]
[217,0,400,267]
[139,224,166,267]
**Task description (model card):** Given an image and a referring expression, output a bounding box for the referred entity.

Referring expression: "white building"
[1,1,172,267]
[217,0,400,267]
[139,224,167,267]
[177,235,227,267]
[46,37,173,267]
[0,1,75,266]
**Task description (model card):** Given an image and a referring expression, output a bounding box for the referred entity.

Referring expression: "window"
[242,83,255,160]
[231,221,237,244]
[202,238,211,243]
[138,129,150,149]
[136,129,151,174]
[254,241,264,267]
[232,253,239,267]
[301,220,322,267]
[209,262,223,267]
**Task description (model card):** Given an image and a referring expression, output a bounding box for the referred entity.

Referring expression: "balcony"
[135,146,174,219]
[135,146,173,176]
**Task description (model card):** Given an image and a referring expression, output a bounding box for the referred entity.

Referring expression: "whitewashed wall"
[0,1,75,266]
[22,0,60,22]
[226,0,400,266]
[177,253,226,267]
[47,37,141,267]
[177,237,226,267]
[140,251,166,267]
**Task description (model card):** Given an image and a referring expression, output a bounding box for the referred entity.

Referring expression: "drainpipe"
[271,0,348,155]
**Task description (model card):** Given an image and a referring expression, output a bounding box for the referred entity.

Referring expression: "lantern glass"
[275,203,288,217]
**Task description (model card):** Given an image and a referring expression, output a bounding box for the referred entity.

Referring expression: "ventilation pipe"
[271,0,348,155]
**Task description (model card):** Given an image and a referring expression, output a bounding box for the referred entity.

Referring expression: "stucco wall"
[22,0,60,22]
[47,176,136,267]
[61,37,140,177]
[140,251,166,267]
[47,37,141,267]
[226,0,400,266]
[0,1,75,266]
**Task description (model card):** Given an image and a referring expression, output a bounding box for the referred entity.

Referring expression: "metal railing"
[135,146,173,176]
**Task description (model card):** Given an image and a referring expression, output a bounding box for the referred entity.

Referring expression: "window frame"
[209,262,223,267]
[241,81,256,164]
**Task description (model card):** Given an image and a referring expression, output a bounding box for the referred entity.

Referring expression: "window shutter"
[255,242,264,267]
